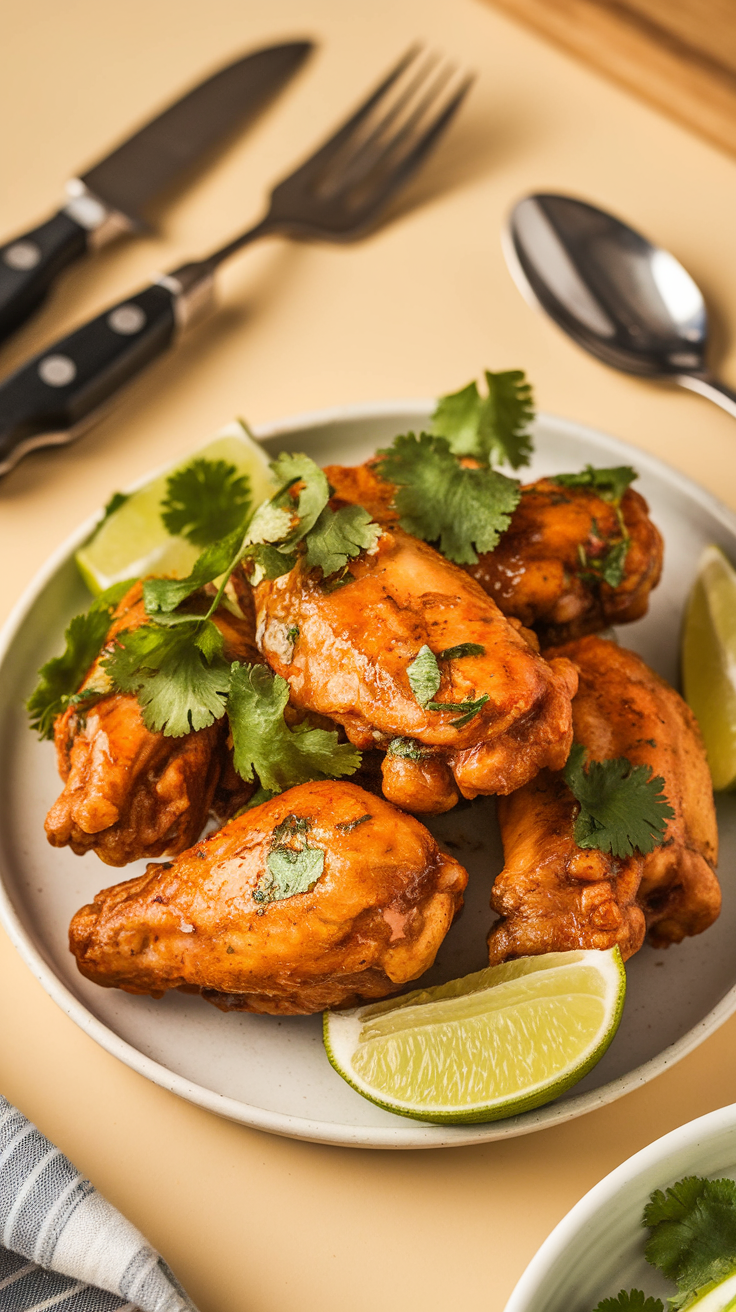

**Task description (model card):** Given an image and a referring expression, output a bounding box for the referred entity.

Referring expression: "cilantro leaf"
[431,370,534,468]
[102,622,230,736]
[161,458,251,547]
[564,744,674,859]
[438,643,485,660]
[426,694,489,727]
[27,580,133,739]
[305,504,381,577]
[375,432,521,564]
[592,1293,664,1312]
[644,1176,736,1308]
[407,645,441,706]
[143,528,244,616]
[552,464,637,504]
[254,846,325,905]
[387,737,433,760]
[227,663,361,791]
[597,539,630,588]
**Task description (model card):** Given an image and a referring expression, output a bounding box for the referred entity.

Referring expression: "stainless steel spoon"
[504,192,736,419]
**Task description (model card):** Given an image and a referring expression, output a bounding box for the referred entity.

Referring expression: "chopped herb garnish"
[426,694,490,727]
[552,464,637,505]
[254,846,325,906]
[387,737,433,760]
[100,490,130,523]
[335,814,372,832]
[564,743,674,858]
[407,645,441,706]
[438,643,485,661]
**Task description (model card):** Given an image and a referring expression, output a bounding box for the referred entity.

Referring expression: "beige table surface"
[3,1,736,1308]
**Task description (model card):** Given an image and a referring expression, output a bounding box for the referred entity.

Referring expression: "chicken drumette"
[487,635,720,964]
[253,524,578,815]
[69,780,468,1014]
[45,581,256,866]
[324,462,663,643]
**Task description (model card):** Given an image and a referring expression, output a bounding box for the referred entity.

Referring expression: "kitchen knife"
[0,41,312,345]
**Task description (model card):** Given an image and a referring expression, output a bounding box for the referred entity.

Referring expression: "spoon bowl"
[504,193,736,417]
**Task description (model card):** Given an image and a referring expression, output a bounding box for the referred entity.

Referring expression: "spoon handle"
[677,372,736,420]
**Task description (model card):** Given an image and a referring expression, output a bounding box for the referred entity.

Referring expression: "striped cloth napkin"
[0,1096,198,1312]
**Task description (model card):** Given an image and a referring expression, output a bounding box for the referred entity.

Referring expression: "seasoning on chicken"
[45,581,257,867]
[487,635,720,964]
[324,462,663,643]
[253,524,578,815]
[466,477,664,643]
[68,780,468,1015]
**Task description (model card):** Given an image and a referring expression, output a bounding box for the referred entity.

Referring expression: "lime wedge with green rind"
[75,421,275,595]
[324,948,625,1124]
[682,544,736,791]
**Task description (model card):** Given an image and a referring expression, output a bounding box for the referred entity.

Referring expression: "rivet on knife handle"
[0,211,91,345]
[0,280,189,476]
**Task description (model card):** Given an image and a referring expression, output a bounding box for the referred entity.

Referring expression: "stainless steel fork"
[0,48,473,476]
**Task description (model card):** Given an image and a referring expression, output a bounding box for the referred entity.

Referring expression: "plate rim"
[2,397,736,1150]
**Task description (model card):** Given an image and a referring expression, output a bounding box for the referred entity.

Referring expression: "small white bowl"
[505,1101,736,1311]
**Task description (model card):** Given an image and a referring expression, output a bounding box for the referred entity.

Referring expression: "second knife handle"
[0,210,90,344]
[0,281,178,475]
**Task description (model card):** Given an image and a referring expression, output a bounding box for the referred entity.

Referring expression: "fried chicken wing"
[69,780,468,1015]
[253,525,578,814]
[467,479,663,643]
[45,582,257,866]
[487,636,720,964]
[324,462,663,643]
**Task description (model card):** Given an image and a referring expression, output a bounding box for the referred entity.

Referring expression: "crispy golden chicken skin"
[467,479,663,643]
[45,582,257,867]
[69,781,468,1015]
[487,636,720,964]
[253,525,578,815]
[324,463,663,643]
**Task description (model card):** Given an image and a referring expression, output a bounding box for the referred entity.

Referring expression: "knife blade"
[0,40,312,345]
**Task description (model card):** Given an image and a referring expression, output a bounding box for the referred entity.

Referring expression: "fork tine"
[351,76,475,224]
[289,45,424,181]
[330,59,456,196]
[318,53,448,196]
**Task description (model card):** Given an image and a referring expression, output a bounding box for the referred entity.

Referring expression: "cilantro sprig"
[27,580,133,739]
[564,743,674,858]
[431,370,534,468]
[228,662,361,792]
[373,370,534,565]
[375,432,521,565]
[592,1175,736,1312]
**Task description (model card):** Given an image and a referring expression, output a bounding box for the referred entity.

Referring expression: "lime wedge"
[75,421,275,594]
[682,544,736,791]
[324,948,625,1124]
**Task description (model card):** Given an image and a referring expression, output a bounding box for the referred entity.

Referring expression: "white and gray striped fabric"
[0,1097,198,1312]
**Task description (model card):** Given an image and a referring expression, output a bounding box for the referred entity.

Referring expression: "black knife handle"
[0,281,177,475]
[0,210,90,344]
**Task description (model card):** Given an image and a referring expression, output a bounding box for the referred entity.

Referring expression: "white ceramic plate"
[504,1099,736,1311]
[1,400,736,1150]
